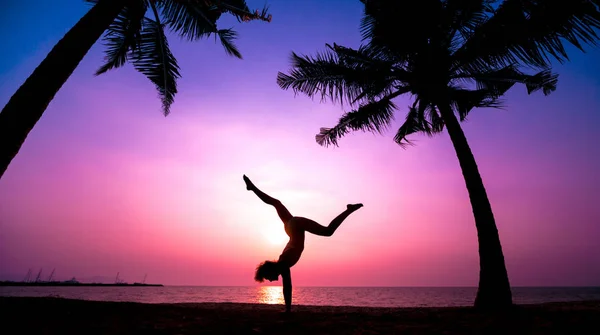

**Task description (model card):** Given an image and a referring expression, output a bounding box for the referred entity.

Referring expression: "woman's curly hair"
[254,260,279,282]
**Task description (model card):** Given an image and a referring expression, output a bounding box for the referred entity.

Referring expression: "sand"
[1,297,599,334]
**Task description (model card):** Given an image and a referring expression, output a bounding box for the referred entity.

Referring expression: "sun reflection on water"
[256,286,284,305]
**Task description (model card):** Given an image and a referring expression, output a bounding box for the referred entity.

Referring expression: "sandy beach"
[1,297,599,334]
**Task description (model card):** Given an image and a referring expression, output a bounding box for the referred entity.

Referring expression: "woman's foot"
[243,175,255,191]
[347,203,363,211]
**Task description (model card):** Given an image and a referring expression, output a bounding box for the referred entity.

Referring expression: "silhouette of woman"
[243,175,363,312]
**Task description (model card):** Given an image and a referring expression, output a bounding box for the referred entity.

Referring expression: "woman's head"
[254,260,280,282]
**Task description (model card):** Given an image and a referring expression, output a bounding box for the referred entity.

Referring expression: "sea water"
[2,286,599,307]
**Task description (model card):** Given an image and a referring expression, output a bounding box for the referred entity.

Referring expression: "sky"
[0,0,599,287]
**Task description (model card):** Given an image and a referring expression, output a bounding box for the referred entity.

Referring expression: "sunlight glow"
[263,228,288,245]
[256,286,284,305]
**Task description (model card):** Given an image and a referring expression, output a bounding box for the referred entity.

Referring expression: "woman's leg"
[294,204,363,236]
[244,175,293,223]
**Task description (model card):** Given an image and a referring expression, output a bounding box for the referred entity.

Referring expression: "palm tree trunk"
[0,0,128,179]
[438,104,512,309]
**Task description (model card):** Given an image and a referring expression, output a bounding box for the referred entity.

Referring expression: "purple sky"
[1,0,599,286]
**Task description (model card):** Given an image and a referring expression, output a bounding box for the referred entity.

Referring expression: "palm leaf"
[444,0,495,48]
[393,104,423,148]
[360,0,445,60]
[277,50,364,106]
[448,87,504,121]
[130,18,181,116]
[329,42,398,69]
[464,65,559,97]
[217,28,242,59]
[96,2,147,75]
[159,0,221,40]
[218,1,271,22]
[159,1,244,59]
[329,43,406,103]
[453,0,600,72]
[277,49,398,107]
[524,69,559,95]
[316,93,398,147]
[393,99,444,147]
[450,64,558,120]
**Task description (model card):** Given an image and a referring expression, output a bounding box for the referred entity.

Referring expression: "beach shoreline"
[2,297,599,334]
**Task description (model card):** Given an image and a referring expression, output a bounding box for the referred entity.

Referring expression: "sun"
[263,229,288,245]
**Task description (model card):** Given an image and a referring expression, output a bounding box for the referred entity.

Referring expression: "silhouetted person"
[243,175,363,312]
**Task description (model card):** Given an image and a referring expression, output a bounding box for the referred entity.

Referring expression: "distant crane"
[23,269,32,283]
[115,272,124,284]
[47,268,55,282]
[142,274,147,284]
[34,268,43,282]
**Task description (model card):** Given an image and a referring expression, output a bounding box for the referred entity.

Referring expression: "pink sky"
[1,1,599,286]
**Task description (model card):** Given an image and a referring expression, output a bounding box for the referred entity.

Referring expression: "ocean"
[2,286,599,307]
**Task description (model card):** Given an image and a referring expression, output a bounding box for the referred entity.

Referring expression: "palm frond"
[159,0,221,40]
[217,28,242,59]
[524,69,559,95]
[217,1,272,22]
[393,106,421,148]
[360,0,438,43]
[316,94,398,147]
[428,103,445,134]
[361,0,444,59]
[521,0,600,58]
[96,2,147,75]
[462,65,559,97]
[159,1,252,58]
[277,51,364,106]
[453,0,600,72]
[328,42,398,68]
[450,63,558,120]
[315,127,348,148]
[393,99,444,147]
[130,18,181,116]
[445,0,495,32]
[444,0,495,48]
[352,84,411,109]
[328,43,407,103]
[277,48,398,107]
[448,87,504,121]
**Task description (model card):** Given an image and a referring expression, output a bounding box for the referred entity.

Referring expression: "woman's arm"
[280,267,292,312]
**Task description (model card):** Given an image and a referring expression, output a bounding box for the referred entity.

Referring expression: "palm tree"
[277,0,600,309]
[0,0,271,179]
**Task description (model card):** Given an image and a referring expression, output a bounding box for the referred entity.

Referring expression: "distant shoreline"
[0,281,163,287]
